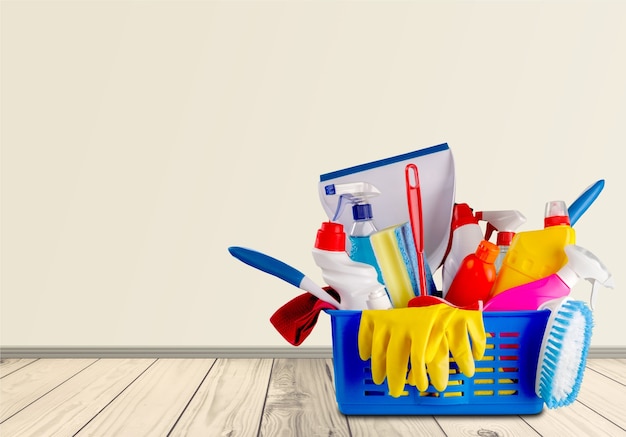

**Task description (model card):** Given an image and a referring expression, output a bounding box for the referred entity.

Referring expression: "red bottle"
[445,240,499,308]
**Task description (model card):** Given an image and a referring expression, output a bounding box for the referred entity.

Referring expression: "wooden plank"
[169,358,272,436]
[576,365,626,429]
[586,359,626,385]
[522,401,626,436]
[435,416,541,436]
[259,358,350,436]
[0,358,155,437]
[0,359,38,378]
[74,358,214,436]
[349,415,447,436]
[0,358,97,422]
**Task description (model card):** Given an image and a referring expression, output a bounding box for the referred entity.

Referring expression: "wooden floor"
[0,358,625,436]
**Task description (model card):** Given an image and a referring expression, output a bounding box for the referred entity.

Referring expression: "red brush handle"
[405,163,428,297]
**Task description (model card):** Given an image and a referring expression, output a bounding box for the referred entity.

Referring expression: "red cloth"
[270,288,339,346]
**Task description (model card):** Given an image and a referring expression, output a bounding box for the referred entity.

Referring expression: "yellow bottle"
[489,200,575,298]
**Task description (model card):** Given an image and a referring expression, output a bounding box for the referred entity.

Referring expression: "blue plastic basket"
[326,309,550,415]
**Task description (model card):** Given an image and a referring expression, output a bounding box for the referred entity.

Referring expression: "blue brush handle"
[228,246,306,288]
[568,179,604,226]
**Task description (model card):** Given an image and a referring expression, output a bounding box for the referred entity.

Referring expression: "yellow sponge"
[370,224,416,308]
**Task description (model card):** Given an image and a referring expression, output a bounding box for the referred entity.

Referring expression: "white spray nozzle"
[326,182,381,221]
[561,244,614,310]
[475,210,526,243]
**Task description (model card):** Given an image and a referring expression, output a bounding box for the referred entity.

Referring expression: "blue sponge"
[396,222,437,297]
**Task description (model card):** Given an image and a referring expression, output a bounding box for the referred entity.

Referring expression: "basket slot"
[500,332,521,338]
[362,367,410,397]
[420,390,465,398]
[498,378,519,384]
[473,372,520,397]
[364,390,386,397]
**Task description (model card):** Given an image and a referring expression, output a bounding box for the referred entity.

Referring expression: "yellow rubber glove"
[418,306,457,391]
[446,305,486,377]
[422,305,487,391]
[358,304,448,397]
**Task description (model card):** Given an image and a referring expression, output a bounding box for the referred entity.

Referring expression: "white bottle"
[312,221,387,310]
[442,203,484,297]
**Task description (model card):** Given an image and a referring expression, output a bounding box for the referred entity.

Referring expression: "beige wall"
[2,1,624,347]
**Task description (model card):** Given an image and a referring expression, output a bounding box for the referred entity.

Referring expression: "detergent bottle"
[326,182,383,284]
[484,244,614,311]
[442,203,484,297]
[311,221,387,310]
[475,209,527,273]
[489,200,576,298]
[444,240,499,308]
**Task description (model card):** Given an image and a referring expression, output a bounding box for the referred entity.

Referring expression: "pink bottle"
[444,240,499,308]
[484,244,613,311]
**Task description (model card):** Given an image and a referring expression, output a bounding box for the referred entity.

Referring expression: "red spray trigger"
[485,222,496,241]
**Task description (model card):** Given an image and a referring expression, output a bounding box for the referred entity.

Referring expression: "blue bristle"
[551,332,564,342]
[538,300,594,409]
[554,316,568,325]
[546,344,559,355]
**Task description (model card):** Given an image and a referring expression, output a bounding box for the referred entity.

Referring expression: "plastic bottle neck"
[557,263,579,289]
[351,220,378,237]
[496,231,515,246]
[352,203,373,221]
[475,240,499,264]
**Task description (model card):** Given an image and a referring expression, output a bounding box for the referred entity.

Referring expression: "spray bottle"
[311,221,390,310]
[484,244,614,311]
[475,210,527,273]
[490,200,576,298]
[442,203,484,297]
[326,182,383,284]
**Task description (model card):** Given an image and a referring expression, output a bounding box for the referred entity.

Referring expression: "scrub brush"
[535,297,594,409]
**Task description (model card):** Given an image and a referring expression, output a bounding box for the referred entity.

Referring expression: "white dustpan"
[318,143,456,272]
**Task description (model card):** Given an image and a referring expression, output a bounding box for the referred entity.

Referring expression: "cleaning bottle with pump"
[442,203,484,297]
[475,209,527,273]
[484,244,614,311]
[490,200,576,298]
[327,182,383,284]
[444,239,499,308]
[311,221,389,310]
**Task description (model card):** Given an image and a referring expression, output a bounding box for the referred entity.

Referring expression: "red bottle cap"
[476,240,499,264]
[315,221,346,251]
[496,231,515,246]
[544,200,571,227]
